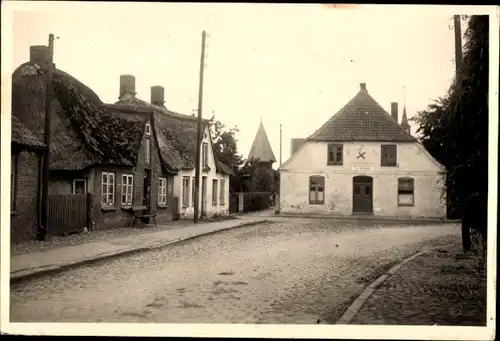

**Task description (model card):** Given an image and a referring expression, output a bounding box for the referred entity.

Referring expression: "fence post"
[238,192,244,213]
[275,193,280,215]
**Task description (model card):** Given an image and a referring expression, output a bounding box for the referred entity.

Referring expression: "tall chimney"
[119,75,136,100]
[151,86,165,107]
[360,82,367,91]
[391,102,398,122]
[30,45,49,65]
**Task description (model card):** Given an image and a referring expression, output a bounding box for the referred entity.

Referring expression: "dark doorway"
[353,175,373,214]
[201,176,207,217]
[143,169,152,209]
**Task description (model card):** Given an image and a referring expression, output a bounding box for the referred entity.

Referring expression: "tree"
[208,115,245,170]
[412,16,489,252]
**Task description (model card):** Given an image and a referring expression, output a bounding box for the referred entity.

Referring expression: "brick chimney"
[119,75,136,100]
[391,102,398,122]
[150,86,165,107]
[360,82,367,91]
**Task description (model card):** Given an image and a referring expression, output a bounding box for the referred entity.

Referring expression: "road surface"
[10,218,460,324]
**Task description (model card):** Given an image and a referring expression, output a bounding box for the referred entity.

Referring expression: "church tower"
[401,105,411,134]
[247,118,276,169]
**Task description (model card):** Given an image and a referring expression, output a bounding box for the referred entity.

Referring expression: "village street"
[10,218,460,324]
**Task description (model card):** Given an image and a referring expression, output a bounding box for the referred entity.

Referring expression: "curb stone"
[333,243,455,325]
[10,219,269,285]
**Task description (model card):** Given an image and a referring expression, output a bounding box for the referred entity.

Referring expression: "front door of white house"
[353,176,373,214]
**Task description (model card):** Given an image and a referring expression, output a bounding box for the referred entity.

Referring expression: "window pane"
[309,190,316,202]
[398,194,414,205]
[103,173,108,184]
[317,191,324,202]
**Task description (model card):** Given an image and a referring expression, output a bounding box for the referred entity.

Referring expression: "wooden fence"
[48,193,90,237]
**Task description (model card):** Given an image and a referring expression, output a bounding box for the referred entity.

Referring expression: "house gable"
[307,83,416,143]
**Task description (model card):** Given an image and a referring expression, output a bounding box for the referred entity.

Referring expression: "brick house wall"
[90,117,174,230]
[10,148,42,244]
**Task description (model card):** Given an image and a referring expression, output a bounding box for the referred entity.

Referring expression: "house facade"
[279,83,446,219]
[10,116,46,243]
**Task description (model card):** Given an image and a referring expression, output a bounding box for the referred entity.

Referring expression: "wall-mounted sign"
[352,163,374,171]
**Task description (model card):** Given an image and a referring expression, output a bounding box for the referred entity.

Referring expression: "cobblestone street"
[10,218,460,324]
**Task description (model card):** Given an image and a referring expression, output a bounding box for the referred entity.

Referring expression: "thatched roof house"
[11,115,46,150]
[11,51,147,171]
[111,82,233,176]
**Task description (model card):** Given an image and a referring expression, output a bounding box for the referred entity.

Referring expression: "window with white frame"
[182,176,190,207]
[219,179,226,205]
[145,138,151,164]
[158,177,167,205]
[212,179,218,206]
[73,179,87,195]
[121,174,134,205]
[398,177,414,206]
[202,142,209,168]
[101,172,115,206]
[145,122,151,136]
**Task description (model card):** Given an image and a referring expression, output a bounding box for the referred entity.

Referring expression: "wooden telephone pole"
[39,33,55,241]
[453,15,471,252]
[194,30,207,223]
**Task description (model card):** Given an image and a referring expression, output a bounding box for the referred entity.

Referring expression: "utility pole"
[454,15,463,75]
[40,33,55,241]
[194,30,206,223]
[453,15,470,252]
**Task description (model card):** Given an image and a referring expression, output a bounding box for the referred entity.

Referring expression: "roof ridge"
[306,86,415,142]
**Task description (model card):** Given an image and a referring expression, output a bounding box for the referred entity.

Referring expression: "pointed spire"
[401,105,410,134]
[248,120,277,164]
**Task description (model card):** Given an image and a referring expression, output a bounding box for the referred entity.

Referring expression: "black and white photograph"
[1,2,497,339]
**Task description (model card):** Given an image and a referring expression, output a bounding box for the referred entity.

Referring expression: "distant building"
[247,119,276,168]
[279,82,446,219]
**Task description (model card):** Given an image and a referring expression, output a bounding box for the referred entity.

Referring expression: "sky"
[8,3,472,168]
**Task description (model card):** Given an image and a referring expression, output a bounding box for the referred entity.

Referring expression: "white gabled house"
[279,83,446,219]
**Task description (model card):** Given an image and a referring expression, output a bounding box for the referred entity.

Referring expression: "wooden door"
[353,176,373,214]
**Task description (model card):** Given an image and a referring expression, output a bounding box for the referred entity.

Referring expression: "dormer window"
[145,123,151,136]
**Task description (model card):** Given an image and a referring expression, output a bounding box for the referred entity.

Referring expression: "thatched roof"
[11,115,46,149]
[11,62,146,170]
[114,96,233,176]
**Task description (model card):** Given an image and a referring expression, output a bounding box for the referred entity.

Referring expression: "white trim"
[145,122,151,136]
[121,174,134,206]
[212,179,218,206]
[145,138,151,164]
[101,172,115,206]
[182,176,190,207]
[158,177,167,205]
[72,179,87,194]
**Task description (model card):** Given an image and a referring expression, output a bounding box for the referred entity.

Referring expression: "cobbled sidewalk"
[349,241,488,326]
[10,216,267,282]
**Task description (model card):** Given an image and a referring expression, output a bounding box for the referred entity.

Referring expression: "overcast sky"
[9,3,474,167]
